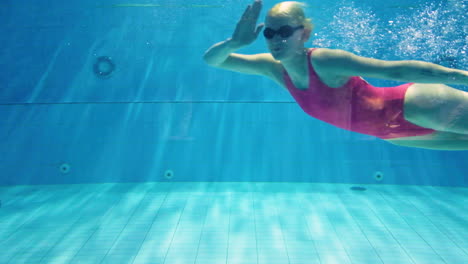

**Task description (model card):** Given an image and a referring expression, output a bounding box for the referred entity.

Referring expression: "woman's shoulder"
[309,48,352,88]
[309,48,348,62]
[309,48,359,73]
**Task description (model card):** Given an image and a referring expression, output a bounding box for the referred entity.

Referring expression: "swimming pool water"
[0,0,467,263]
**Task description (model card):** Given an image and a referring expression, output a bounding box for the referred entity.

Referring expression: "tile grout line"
[296,192,323,264]
[252,186,259,264]
[130,182,171,264]
[37,184,113,264]
[161,184,190,264]
[272,192,291,264]
[97,184,156,264]
[6,185,98,264]
[313,190,354,264]
[68,184,139,264]
[1,186,64,247]
[335,192,385,264]
[403,186,468,256]
[225,192,232,264]
[351,188,417,264]
[193,188,215,264]
[377,188,448,264]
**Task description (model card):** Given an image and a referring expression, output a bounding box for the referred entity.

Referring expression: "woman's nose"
[272,34,283,41]
[270,35,286,43]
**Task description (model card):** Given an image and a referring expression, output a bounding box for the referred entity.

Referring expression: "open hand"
[231,0,264,48]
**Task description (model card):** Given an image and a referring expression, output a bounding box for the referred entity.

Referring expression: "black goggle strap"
[264,25,304,38]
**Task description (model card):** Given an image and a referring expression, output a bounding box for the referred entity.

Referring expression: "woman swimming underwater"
[204,0,468,150]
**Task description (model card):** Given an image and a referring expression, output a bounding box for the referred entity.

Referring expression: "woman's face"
[264,15,305,60]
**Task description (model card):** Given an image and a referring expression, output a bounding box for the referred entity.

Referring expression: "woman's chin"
[270,50,285,60]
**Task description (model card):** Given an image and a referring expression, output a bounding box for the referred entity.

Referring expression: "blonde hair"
[267,1,314,32]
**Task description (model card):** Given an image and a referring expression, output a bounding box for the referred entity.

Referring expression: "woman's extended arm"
[314,48,468,85]
[203,38,245,66]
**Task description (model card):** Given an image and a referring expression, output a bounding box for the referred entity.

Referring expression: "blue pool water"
[0,1,467,263]
[0,0,466,186]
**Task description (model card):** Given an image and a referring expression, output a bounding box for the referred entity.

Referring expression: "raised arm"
[203,0,263,65]
[203,0,275,77]
[313,48,468,85]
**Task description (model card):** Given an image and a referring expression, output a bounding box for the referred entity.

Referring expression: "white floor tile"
[0,182,466,264]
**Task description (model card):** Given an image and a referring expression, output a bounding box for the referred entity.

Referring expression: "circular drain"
[164,170,174,180]
[374,171,384,181]
[93,56,115,78]
[60,163,71,174]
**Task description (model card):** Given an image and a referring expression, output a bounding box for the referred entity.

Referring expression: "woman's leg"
[386,131,468,150]
[403,83,468,134]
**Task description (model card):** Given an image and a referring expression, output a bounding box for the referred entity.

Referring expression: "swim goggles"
[263,25,304,39]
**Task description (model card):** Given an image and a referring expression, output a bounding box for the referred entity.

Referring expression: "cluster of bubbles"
[391,0,466,69]
[312,3,382,56]
[311,0,467,69]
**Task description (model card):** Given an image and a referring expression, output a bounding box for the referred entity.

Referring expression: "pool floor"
[0,182,467,264]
